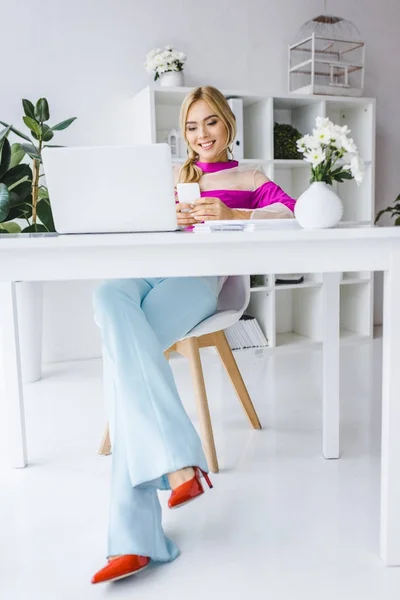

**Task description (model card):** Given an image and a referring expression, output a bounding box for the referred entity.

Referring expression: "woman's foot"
[168,467,213,509]
[91,554,150,584]
[167,467,195,489]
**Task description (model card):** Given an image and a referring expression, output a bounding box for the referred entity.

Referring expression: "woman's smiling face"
[185,99,229,163]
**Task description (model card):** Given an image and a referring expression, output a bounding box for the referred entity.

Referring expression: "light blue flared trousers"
[93,276,219,562]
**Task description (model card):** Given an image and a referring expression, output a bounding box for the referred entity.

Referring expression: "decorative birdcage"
[289,16,365,97]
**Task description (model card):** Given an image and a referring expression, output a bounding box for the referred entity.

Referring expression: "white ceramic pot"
[16,281,43,383]
[294,181,343,229]
[159,71,184,87]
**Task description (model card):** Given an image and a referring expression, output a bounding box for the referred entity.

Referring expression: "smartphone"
[176,183,200,211]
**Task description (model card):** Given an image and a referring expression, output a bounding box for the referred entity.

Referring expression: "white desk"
[1,227,400,565]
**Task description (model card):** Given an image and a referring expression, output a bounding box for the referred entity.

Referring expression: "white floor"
[1,336,400,599]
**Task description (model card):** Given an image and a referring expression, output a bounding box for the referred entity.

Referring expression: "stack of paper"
[224,315,268,350]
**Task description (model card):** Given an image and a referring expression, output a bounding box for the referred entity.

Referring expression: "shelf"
[250,285,270,293]
[151,85,265,107]
[273,159,307,168]
[340,277,370,285]
[134,87,375,354]
[275,281,322,291]
[340,329,372,344]
[275,332,321,349]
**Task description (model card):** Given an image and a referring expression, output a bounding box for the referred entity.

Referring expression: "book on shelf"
[275,274,304,285]
[224,314,268,350]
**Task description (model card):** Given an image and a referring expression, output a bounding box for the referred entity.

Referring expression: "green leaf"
[22,99,36,120]
[35,98,50,122]
[21,143,41,161]
[375,208,391,224]
[0,138,11,179]
[23,116,42,138]
[8,179,31,200]
[37,198,55,231]
[0,183,10,221]
[0,221,21,233]
[51,117,77,131]
[38,185,49,200]
[0,121,32,143]
[7,200,32,221]
[42,124,54,142]
[9,143,26,168]
[21,223,48,233]
[1,164,31,188]
[0,125,11,145]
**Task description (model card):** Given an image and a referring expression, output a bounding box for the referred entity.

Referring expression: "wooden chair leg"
[98,425,111,455]
[213,330,262,430]
[176,337,219,473]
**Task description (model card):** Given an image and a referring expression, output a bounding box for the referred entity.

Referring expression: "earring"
[228,144,234,159]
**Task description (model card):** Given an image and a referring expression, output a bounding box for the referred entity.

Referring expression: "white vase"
[16,281,43,383]
[294,181,343,229]
[159,71,184,87]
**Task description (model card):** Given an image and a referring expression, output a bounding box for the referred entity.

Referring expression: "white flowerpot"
[294,182,343,229]
[16,281,43,383]
[159,71,184,87]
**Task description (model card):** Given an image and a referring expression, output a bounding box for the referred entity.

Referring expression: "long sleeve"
[252,181,296,213]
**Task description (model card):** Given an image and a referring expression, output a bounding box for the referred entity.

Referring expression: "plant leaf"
[0,221,21,233]
[9,143,26,168]
[38,185,49,200]
[0,137,11,179]
[0,183,10,221]
[35,98,50,122]
[42,124,54,142]
[51,117,77,131]
[8,180,31,201]
[21,143,41,161]
[375,208,390,224]
[1,163,32,188]
[7,200,32,221]
[22,223,48,233]
[0,125,11,145]
[22,99,36,120]
[0,121,32,143]
[37,198,55,231]
[23,116,42,138]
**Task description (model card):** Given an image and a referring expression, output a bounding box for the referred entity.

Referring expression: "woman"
[91,86,295,584]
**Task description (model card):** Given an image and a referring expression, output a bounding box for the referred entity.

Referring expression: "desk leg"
[0,282,27,468]
[381,257,400,565]
[321,273,340,459]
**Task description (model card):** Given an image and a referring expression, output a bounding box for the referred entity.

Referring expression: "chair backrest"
[217,275,250,315]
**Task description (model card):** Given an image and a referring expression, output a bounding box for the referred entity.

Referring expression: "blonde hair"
[178,86,237,183]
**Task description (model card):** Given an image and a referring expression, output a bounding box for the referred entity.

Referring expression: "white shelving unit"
[132,85,376,351]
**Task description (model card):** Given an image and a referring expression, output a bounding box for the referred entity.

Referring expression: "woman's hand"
[189,197,235,221]
[176,203,198,227]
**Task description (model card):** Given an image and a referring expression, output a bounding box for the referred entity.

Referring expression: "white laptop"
[41,144,178,234]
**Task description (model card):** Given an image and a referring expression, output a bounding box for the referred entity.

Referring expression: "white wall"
[3,0,399,362]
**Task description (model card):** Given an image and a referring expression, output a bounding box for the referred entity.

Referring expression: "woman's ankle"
[167,467,195,489]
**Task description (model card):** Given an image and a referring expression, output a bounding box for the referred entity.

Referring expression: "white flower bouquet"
[296,117,364,186]
[145,45,186,81]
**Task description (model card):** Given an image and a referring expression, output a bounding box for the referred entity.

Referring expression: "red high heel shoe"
[168,467,213,509]
[91,554,150,584]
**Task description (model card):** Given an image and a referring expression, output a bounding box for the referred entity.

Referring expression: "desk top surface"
[0,226,399,250]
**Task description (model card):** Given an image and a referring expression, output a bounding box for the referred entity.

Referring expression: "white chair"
[98,275,262,473]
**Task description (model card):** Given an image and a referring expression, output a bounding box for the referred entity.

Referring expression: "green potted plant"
[375,195,400,225]
[0,97,76,233]
[0,98,76,384]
